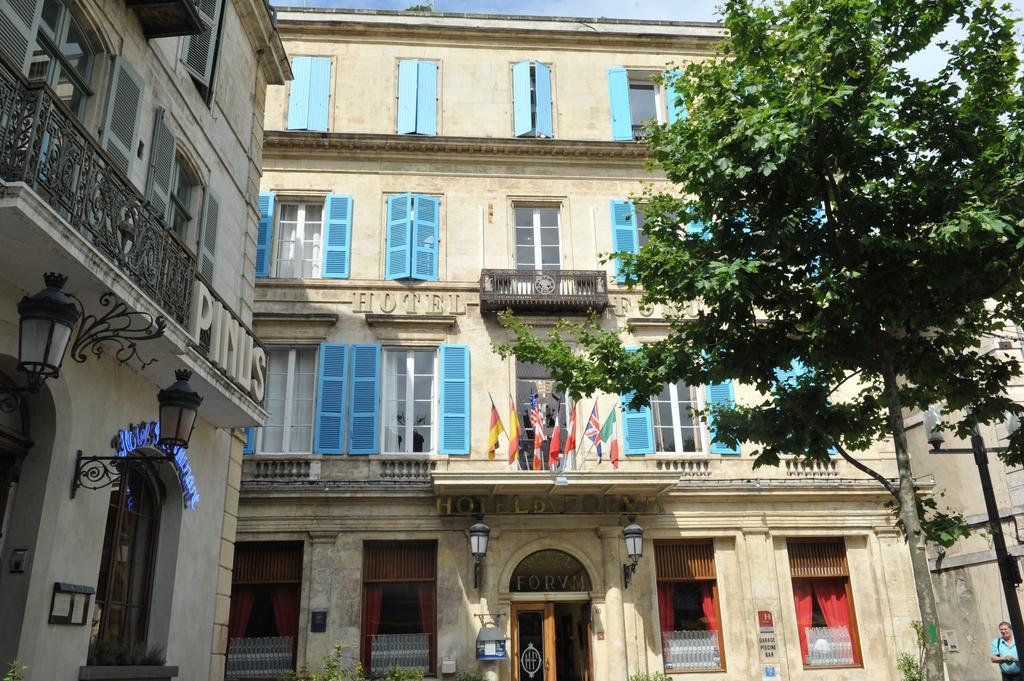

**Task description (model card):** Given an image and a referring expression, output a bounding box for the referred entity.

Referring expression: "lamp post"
[622,517,644,589]
[158,369,203,450]
[469,519,490,590]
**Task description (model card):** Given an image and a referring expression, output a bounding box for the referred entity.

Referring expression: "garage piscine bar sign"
[436,495,666,516]
[113,422,200,510]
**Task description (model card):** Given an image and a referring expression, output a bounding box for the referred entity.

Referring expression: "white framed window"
[628,74,664,140]
[257,347,317,454]
[169,154,201,245]
[514,205,561,271]
[382,348,437,455]
[28,0,96,120]
[652,381,707,454]
[274,202,323,279]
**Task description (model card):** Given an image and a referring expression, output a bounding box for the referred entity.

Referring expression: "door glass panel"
[517,611,545,681]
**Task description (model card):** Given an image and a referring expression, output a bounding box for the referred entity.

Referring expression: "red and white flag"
[563,403,578,470]
[548,411,561,470]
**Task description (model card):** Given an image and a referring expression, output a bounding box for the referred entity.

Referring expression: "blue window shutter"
[439,345,471,455]
[411,194,440,281]
[665,69,687,124]
[323,194,352,279]
[621,347,654,455]
[608,67,632,141]
[706,380,740,455]
[385,193,413,280]
[416,60,438,135]
[242,428,254,454]
[397,60,418,134]
[315,343,348,455]
[306,57,332,132]
[287,56,312,130]
[610,200,638,283]
[535,61,553,138]
[256,192,275,278]
[512,60,532,137]
[348,344,381,454]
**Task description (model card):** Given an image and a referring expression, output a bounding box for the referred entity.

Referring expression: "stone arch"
[498,536,602,595]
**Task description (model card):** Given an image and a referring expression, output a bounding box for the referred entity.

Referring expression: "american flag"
[584,402,602,462]
[529,391,544,430]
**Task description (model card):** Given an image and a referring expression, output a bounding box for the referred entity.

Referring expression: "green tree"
[497,1,1024,678]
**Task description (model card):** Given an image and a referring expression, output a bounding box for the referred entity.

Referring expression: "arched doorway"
[0,370,32,559]
[509,550,592,681]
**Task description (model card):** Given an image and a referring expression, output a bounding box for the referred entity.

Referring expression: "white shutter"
[198,189,219,282]
[145,108,176,221]
[100,57,145,176]
[0,0,43,73]
[181,0,222,86]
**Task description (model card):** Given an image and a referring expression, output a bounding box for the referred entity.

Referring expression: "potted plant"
[78,640,178,681]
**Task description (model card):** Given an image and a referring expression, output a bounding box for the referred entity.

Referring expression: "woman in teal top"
[992,622,1022,680]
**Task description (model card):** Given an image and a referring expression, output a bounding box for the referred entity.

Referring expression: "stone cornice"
[274,10,724,52]
[263,131,653,164]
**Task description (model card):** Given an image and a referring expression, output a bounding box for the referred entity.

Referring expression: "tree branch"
[831,441,899,498]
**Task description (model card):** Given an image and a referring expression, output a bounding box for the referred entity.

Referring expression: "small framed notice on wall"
[49,582,94,625]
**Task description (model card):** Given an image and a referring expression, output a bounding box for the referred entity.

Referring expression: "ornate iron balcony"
[0,54,195,325]
[479,269,608,314]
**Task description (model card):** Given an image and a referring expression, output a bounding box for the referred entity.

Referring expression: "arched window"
[92,464,162,646]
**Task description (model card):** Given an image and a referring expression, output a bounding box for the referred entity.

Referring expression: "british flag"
[584,402,602,462]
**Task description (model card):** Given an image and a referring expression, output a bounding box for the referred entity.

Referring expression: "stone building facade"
[905,333,1024,681]
[235,9,922,681]
[0,0,287,678]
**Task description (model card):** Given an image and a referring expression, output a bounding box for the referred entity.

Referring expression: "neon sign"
[111,422,200,510]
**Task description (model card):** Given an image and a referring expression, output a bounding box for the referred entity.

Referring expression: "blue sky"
[273,0,1024,79]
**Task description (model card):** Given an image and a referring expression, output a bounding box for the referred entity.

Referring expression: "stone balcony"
[479,269,608,314]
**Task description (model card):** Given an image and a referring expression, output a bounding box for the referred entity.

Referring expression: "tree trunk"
[881,363,945,681]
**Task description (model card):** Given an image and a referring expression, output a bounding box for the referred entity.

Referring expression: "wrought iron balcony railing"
[479,269,608,314]
[632,124,653,141]
[0,54,195,325]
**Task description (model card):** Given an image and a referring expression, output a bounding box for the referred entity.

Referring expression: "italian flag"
[599,408,620,469]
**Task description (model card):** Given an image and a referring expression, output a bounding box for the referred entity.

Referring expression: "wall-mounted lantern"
[16,273,80,392]
[469,518,490,590]
[158,369,203,449]
[622,516,644,589]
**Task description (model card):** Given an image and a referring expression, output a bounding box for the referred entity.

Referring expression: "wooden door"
[512,603,556,681]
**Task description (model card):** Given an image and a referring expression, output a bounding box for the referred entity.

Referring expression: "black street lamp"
[622,517,644,589]
[158,369,203,449]
[469,519,490,590]
[16,273,80,392]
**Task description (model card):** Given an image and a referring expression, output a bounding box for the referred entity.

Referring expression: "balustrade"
[480,269,608,313]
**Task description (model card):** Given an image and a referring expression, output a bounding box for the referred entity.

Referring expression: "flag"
[508,396,521,465]
[548,411,561,469]
[585,402,602,462]
[564,403,578,471]
[530,391,544,470]
[600,407,620,469]
[487,396,505,461]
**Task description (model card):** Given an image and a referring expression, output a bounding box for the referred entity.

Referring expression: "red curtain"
[657,583,675,634]
[814,579,857,662]
[228,587,255,640]
[271,587,300,638]
[792,580,814,662]
[418,583,436,673]
[362,586,383,671]
[814,579,850,628]
[700,583,718,632]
